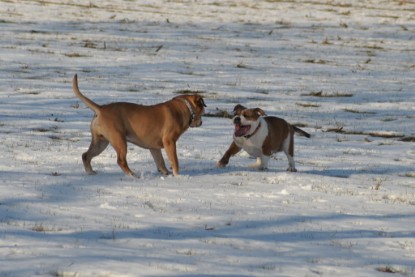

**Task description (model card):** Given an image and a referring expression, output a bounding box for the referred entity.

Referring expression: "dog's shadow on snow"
[301,169,356,178]
[178,162,359,179]
[302,164,414,179]
[178,157,412,179]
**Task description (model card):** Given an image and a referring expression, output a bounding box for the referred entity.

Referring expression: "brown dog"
[72,74,206,177]
[217,104,310,172]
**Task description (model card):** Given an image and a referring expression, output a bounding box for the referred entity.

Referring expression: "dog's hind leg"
[150,149,170,176]
[82,135,109,175]
[285,154,297,172]
[109,135,137,177]
[282,131,297,172]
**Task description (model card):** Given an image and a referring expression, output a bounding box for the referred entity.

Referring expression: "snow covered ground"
[0,0,414,276]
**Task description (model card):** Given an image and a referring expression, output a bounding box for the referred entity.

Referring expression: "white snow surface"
[1,0,415,276]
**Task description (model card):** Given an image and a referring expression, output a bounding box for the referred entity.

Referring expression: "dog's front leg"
[249,155,270,170]
[217,142,241,168]
[163,140,180,176]
[150,149,170,176]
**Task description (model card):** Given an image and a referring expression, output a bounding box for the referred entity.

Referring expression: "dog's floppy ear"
[254,108,266,116]
[233,104,247,116]
[198,96,207,107]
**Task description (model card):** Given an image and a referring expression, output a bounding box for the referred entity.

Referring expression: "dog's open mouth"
[234,124,251,137]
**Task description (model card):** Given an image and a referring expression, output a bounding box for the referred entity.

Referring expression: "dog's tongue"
[234,124,251,137]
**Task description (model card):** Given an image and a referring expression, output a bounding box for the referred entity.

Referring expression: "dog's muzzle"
[233,117,251,137]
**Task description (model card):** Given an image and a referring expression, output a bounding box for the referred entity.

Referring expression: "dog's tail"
[72,74,101,114]
[293,125,311,138]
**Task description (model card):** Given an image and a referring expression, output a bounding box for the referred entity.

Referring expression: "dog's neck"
[244,122,261,139]
[180,98,195,126]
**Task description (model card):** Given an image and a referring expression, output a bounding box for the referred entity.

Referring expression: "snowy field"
[1,0,415,276]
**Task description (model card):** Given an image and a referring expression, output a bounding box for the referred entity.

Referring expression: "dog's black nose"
[233,117,241,124]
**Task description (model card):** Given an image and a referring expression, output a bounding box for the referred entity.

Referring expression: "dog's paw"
[158,169,171,176]
[216,161,226,168]
[287,167,298,172]
[249,163,267,170]
[86,170,97,175]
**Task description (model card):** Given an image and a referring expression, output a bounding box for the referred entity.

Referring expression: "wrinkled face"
[186,95,207,127]
[232,105,266,137]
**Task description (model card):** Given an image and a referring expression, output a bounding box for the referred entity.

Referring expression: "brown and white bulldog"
[217,104,310,172]
[72,74,206,178]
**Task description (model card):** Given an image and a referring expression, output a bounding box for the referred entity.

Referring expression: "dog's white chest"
[234,120,268,157]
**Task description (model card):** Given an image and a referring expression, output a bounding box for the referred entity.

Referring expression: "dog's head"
[232,104,266,137]
[175,95,207,127]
